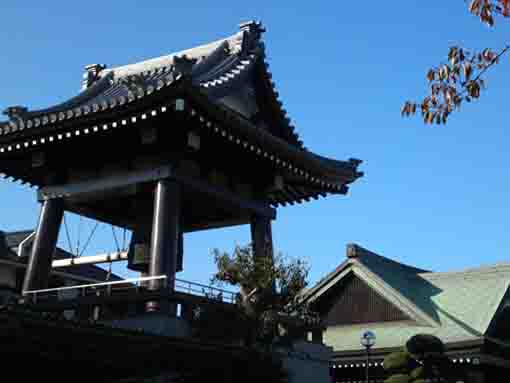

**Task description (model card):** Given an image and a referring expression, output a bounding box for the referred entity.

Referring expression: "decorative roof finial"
[3,105,28,120]
[239,20,266,34]
[346,243,360,258]
[82,64,107,90]
[239,21,265,54]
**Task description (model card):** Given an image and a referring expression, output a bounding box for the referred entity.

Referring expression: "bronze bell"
[127,224,151,272]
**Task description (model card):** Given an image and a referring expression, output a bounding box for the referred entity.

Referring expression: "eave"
[0,22,363,206]
[0,80,362,205]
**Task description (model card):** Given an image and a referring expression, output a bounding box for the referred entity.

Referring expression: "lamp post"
[360,330,376,383]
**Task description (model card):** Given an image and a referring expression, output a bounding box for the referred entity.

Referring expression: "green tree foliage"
[383,351,416,374]
[383,334,462,383]
[208,243,318,348]
[406,334,445,358]
[402,1,510,124]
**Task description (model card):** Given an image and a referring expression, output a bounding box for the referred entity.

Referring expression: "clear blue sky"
[1,1,510,286]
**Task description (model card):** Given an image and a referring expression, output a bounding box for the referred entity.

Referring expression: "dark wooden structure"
[0,22,362,312]
[0,308,286,383]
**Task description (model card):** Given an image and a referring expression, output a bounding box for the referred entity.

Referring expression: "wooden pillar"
[146,178,180,312]
[250,214,275,297]
[250,215,274,261]
[176,231,184,272]
[22,198,64,295]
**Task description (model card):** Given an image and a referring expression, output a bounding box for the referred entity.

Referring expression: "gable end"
[321,273,411,326]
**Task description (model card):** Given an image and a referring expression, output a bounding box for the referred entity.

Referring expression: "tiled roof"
[305,244,510,352]
[0,22,363,202]
[0,22,301,147]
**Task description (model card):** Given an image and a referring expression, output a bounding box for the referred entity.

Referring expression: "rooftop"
[304,243,510,352]
[0,21,362,205]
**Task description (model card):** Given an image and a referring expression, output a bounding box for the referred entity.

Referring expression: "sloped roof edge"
[302,253,438,327]
[0,21,306,150]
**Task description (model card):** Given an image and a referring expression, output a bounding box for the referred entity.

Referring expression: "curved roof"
[0,22,362,202]
[0,21,303,149]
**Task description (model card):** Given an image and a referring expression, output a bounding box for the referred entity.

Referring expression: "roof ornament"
[239,21,265,54]
[3,105,28,121]
[239,20,266,35]
[173,55,197,78]
[349,158,363,167]
[81,64,107,90]
[346,243,360,258]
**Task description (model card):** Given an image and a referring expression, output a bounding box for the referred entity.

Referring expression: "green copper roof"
[308,244,510,352]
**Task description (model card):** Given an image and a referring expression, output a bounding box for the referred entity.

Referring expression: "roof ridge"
[102,32,243,80]
[347,243,430,274]
[422,264,510,279]
[100,20,266,82]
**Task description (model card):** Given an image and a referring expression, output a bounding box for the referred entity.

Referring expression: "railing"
[174,278,237,304]
[23,275,237,305]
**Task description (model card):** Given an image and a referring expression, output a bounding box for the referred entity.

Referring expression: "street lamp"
[360,330,376,383]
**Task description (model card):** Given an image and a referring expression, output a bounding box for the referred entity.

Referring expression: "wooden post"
[22,198,64,295]
[146,178,180,312]
[250,215,274,262]
[176,232,184,272]
[250,214,276,296]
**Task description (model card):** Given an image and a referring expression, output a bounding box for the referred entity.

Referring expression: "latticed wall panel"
[325,275,410,326]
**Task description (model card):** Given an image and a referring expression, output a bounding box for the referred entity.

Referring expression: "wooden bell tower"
[0,22,362,312]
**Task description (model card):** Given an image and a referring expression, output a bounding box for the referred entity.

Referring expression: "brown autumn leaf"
[448,47,458,65]
[426,69,435,82]
[472,81,481,98]
[501,0,510,16]
[463,62,473,80]
[469,0,481,14]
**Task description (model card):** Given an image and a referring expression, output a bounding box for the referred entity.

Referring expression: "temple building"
[301,244,510,383]
[0,22,361,382]
[0,21,362,307]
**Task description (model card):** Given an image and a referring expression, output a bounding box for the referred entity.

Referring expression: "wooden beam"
[184,217,250,233]
[38,165,173,201]
[174,173,276,220]
[52,251,128,268]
